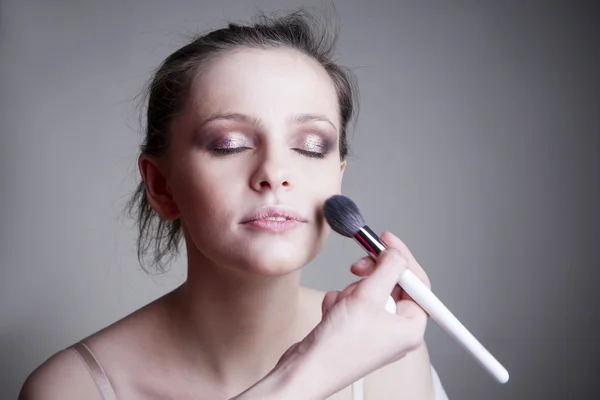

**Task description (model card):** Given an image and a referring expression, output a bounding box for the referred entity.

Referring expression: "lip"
[240,205,308,232]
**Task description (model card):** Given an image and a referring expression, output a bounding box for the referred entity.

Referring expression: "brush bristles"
[323,195,365,237]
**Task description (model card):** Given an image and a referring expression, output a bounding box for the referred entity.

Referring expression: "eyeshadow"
[297,133,334,154]
[210,133,249,150]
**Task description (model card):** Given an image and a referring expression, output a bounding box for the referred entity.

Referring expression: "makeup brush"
[324,194,509,384]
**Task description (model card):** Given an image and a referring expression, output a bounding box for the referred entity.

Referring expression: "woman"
[20,10,447,399]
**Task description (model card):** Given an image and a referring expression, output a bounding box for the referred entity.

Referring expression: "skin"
[19,47,435,399]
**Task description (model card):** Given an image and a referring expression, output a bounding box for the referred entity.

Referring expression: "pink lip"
[242,219,301,232]
[240,206,307,232]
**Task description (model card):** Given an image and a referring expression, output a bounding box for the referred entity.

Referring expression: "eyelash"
[210,147,250,155]
[293,148,327,159]
[210,147,327,159]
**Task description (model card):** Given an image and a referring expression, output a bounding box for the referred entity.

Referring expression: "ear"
[340,159,347,180]
[138,154,180,220]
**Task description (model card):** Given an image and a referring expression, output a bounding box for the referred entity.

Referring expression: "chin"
[228,233,322,276]
[189,225,326,277]
[242,247,312,276]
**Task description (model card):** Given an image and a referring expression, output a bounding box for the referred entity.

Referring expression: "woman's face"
[167,47,345,275]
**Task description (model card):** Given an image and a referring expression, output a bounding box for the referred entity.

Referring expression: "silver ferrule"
[353,225,387,258]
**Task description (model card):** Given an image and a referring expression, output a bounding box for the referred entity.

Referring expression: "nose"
[250,149,292,192]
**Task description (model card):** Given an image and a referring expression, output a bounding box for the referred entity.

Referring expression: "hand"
[279,232,431,399]
[346,230,431,318]
[233,231,431,400]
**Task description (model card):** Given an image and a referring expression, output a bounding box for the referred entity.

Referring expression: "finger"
[390,283,403,303]
[388,301,428,351]
[323,280,362,316]
[354,247,407,306]
[400,290,430,317]
[322,290,340,316]
[339,280,361,300]
[391,312,427,351]
[396,298,429,321]
[380,231,431,289]
[350,256,376,277]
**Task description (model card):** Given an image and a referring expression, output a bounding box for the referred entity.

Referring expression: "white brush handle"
[398,269,509,384]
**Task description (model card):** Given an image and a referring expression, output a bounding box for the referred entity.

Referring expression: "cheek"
[169,156,241,217]
[299,162,343,225]
[302,161,343,194]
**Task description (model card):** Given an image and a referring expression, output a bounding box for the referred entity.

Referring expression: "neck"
[167,246,305,390]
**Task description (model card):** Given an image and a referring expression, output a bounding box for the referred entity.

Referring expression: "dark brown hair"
[127,9,359,272]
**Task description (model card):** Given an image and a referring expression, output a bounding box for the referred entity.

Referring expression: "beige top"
[69,341,448,399]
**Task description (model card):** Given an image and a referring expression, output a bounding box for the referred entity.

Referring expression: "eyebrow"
[198,112,338,131]
[292,114,338,131]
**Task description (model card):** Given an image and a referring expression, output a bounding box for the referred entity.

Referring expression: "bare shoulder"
[299,286,327,325]
[364,343,436,399]
[19,292,173,400]
[19,347,102,400]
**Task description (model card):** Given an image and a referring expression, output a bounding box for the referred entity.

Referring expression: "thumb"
[354,248,407,307]
[322,290,340,316]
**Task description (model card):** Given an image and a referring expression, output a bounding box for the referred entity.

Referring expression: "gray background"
[1,1,599,398]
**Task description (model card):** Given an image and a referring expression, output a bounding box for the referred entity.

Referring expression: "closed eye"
[293,148,327,159]
[211,147,251,155]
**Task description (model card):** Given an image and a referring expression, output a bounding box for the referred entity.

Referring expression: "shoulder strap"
[431,365,449,400]
[70,342,118,400]
[351,378,364,400]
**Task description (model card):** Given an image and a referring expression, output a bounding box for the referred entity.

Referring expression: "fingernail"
[355,257,369,267]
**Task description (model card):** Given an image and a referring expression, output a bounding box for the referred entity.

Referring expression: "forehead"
[189,47,340,129]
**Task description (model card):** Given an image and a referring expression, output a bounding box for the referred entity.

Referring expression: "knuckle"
[380,230,393,238]
[414,268,431,288]
[423,275,432,288]
[381,248,405,265]
[380,230,397,245]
